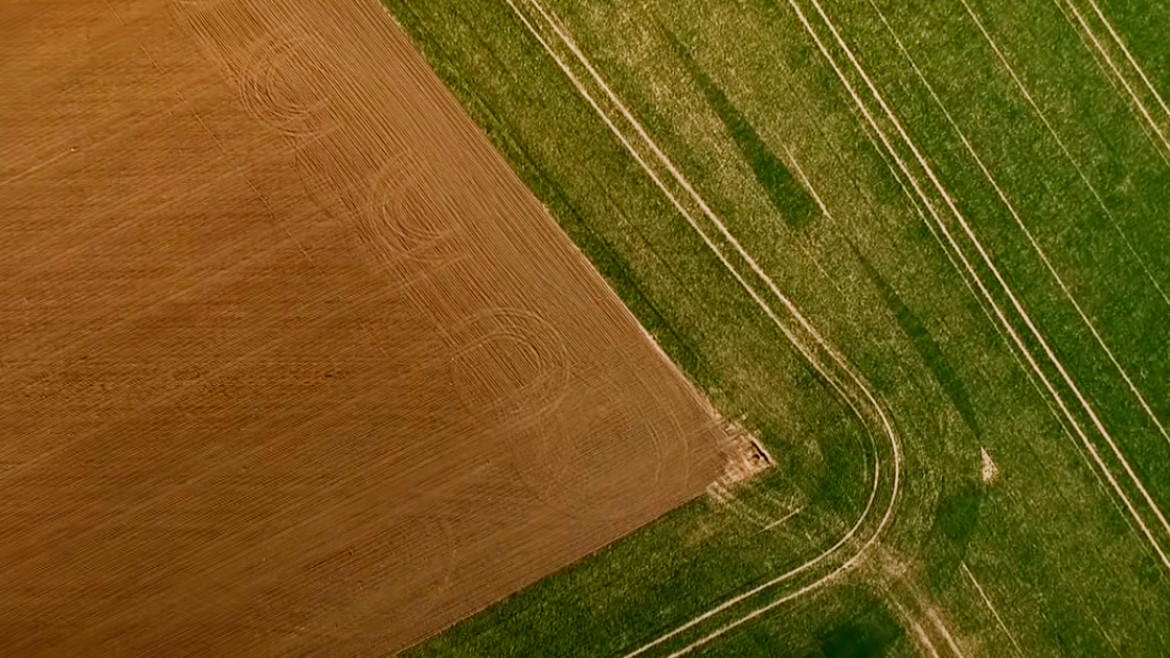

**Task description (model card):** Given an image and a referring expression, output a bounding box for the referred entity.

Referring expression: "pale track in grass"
[871,0,1170,477]
[500,0,905,655]
[846,0,1170,623]
[957,0,1170,313]
[1053,0,1170,160]
[960,562,1025,656]
[795,0,1170,574]
[924,608,967,658]
[888,594,945,658]
[1082,0,1170,122]
[502,0,1170,651]
[1047,0,1170,172]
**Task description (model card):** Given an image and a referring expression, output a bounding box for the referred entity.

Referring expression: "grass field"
[385,0,1170,654]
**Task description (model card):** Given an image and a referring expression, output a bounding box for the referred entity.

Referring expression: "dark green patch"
[925,477,985,588]
[810,605,903,658]
[852,243,980,437]
[664,30,819,230]
[398,1,722,393]
[935,480,984,543]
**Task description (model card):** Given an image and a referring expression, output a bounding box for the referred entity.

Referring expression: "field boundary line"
[960,562,1024,656]
[498,0,849,405]
[522,0,892,399]
[523,0,906,605]
[502,0,906,654]
[515,0,902,555]
[956,0,1170,312]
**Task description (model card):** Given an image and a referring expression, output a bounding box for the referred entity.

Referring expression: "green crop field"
[383,0,1170,654]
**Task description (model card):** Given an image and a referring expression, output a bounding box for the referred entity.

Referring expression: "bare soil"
[0,1,724,654]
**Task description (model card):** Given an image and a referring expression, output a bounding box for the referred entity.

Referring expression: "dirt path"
[0,0,724,653]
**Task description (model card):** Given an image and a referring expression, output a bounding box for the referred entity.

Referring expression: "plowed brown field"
[0,1,724,654]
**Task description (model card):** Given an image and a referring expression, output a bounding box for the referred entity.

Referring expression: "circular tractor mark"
[447,308,569,419]
[295,147,463,267]
[238,30,334,138]
[359,155,462,264]
[510,391,677,521]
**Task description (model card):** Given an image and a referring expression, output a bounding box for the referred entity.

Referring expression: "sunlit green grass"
[387,0,1170,654]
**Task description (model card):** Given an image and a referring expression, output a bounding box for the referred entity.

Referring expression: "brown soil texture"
[0,1,724,654]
